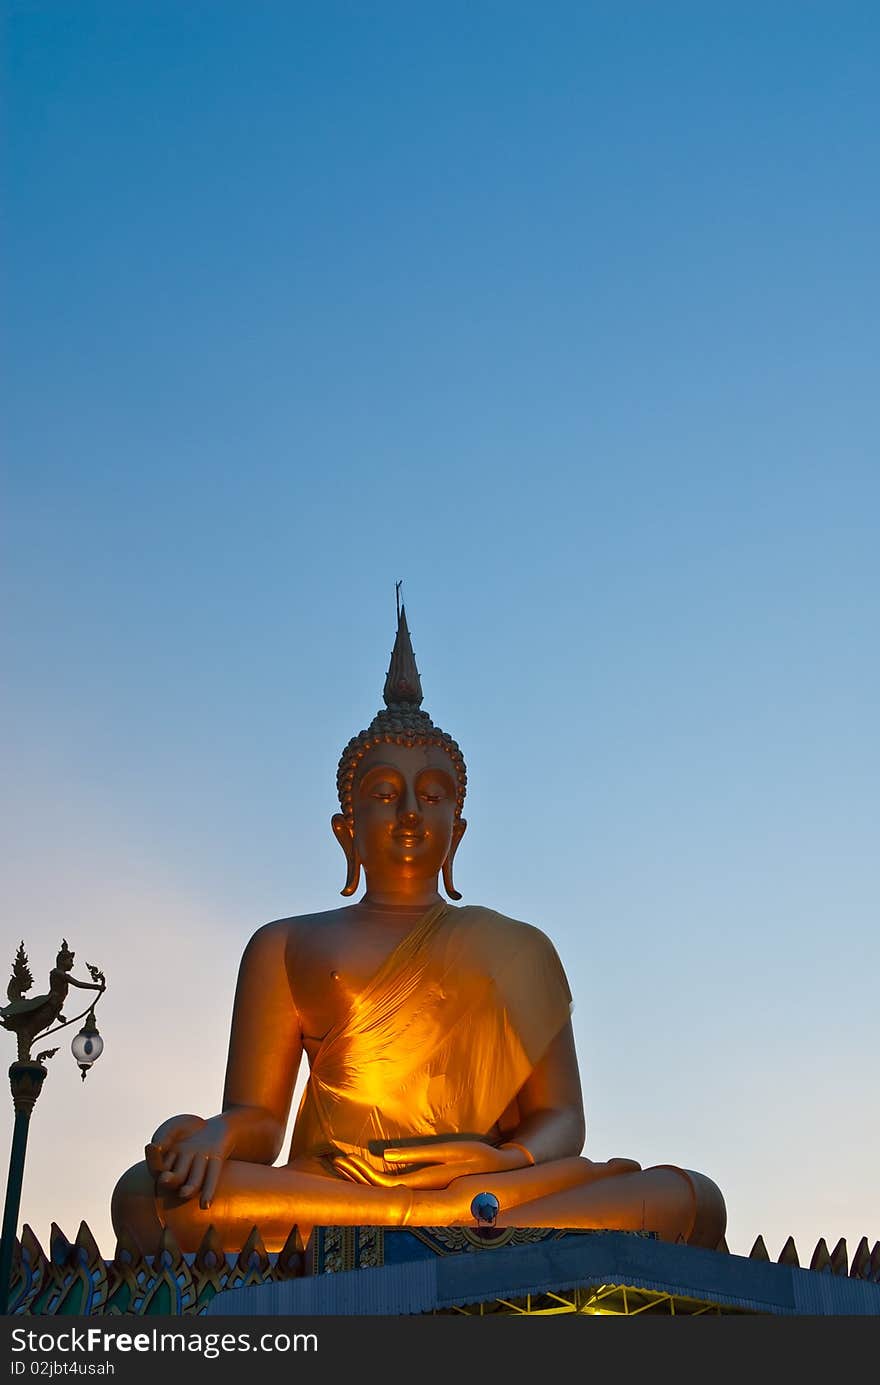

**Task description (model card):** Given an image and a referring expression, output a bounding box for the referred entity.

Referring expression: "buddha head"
[332,602,468,900]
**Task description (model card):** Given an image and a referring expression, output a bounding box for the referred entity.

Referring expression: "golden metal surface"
[111,604,727,1253]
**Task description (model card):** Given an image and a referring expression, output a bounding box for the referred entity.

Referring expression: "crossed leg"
[111,1155,725,1253]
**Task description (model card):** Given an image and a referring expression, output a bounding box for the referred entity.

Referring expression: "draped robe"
[289,902,573,1182]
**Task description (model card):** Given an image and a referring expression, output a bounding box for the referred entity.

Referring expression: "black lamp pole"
[0,941,106,1315]
[0,1061,48,1315]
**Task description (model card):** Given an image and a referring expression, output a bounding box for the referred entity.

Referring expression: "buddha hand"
[145,1112,231,1209]
[335,1139,527,1189]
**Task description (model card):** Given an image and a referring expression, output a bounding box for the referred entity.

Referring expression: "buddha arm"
[499,1019,586,1165]
[218,919,303,1163]
[147,920,303,1204]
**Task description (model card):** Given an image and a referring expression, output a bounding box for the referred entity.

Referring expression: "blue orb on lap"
[470,1191,500,1224]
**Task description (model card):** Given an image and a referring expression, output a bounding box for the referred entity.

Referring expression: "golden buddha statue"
[111,601,726,1252]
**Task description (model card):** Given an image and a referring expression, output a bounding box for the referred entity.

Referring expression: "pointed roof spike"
[869,1242,880,1283]
[20,1225,46,1269]
[714,1235,729,1253]
[74,1221,101,1258]
[274,1224,305,1278]
[749,1235,770,1260]
[809,1238,830,1272]
[111,1228,143,1268]
[777,1235,800,1267]
[237,1225,269,1273]
[49,1222,74,1267]
[153,1224,183,1271]
[829,1237,848,1276]
[850,1237,871,1279]
[74,1221,102,1269]
[194,1224,226,1274]
[383,597,423,707]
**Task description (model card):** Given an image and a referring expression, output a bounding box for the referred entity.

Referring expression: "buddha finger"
[145,1143,168,1177]
[199,1155,224,1210]
[159,1149,195,1189]
[385,1144,451,1165]
[586,1158,641,1181]
[179,1153,209,1200]
[334,1154,394,1186]
[383,1162,471,1190]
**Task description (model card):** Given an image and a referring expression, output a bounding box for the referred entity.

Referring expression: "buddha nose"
[398,786,422,824]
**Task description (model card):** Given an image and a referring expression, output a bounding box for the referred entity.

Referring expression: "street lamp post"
[0,940,106,1315]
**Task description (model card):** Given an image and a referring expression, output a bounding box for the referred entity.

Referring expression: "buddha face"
[332,742,466,900]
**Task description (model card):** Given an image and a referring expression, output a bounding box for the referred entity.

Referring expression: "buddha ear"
[442,817,467,901]
[331,813,361,897]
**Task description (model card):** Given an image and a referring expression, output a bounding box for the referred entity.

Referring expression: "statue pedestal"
[213,1226,880,1316]
[304,1223,646,1274]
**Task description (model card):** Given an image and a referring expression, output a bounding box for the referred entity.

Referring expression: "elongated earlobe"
[331,813,361,897]
[442,818,467,901]
[441,857,460,900]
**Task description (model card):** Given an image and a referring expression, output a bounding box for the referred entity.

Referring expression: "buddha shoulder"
[454,904,566,962]
[452,906,572,1013]
[237,908,353,970]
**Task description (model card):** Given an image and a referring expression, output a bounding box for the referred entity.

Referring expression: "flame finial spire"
[336,588,467,831]
[383,583,423,707]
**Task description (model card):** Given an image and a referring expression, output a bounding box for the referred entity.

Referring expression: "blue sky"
[2,1,878,1262]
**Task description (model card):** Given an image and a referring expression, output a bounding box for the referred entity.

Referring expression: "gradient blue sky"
[2,1,878,1262]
